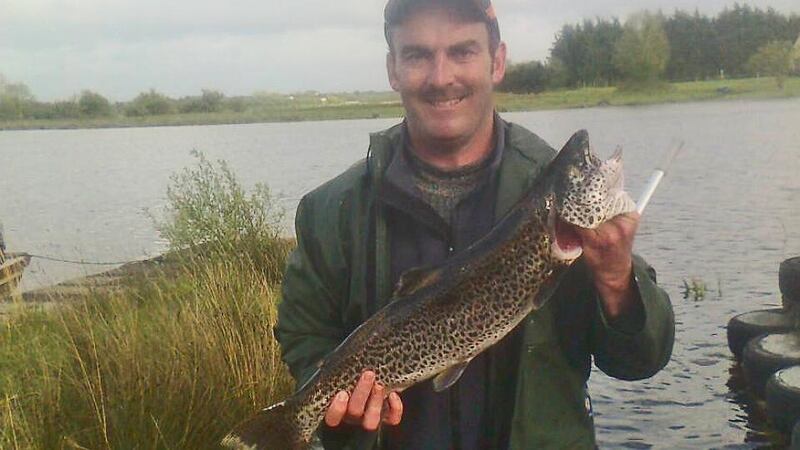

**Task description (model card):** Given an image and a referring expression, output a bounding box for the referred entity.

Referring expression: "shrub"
[125,89,174,116]
[78,90,112,118]
[156,151,290,284]
[178,90,226,114]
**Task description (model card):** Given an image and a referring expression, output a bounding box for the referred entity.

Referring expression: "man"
[275,0,675,448]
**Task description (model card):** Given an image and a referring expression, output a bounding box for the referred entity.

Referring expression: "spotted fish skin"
[222,130,636,450]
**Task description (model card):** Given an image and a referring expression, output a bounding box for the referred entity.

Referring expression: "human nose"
[427,52,455,87]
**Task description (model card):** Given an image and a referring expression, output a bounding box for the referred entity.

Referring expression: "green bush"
[125,89,174,117]
[0,81,35,120]
[78,90,112,118]
[156,151,290,284]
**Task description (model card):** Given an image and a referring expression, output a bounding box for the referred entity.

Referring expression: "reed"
[1,256,294,449]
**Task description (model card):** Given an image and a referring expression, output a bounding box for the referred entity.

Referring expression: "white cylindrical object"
[636,170,665,215]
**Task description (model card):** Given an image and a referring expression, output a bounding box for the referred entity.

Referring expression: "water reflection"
[726,362,788,448]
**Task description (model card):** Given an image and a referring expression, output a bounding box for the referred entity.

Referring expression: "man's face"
[386,5,506,149]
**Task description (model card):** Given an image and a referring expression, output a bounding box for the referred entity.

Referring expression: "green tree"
[715,5,800,78]
[0,78,35,120]
[125,89,174,116]
[747,40,795,88]
[664,10,720,81]
[613,12,671,87]
[550,18,624,87]
[78,90,112,118]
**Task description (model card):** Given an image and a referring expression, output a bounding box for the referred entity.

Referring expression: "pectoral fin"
[432,360,471,392]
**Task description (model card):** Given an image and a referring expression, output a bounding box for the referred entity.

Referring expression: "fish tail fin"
[221,401,309,450]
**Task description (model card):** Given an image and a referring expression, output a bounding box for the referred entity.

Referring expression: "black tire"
[766,366,800,434]
[793,420,800,449]
[780,257,800,304]
[727,309,795,360]
[742,332,800,395]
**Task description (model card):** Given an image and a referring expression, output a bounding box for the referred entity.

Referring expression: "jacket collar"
[368,115,555,222]
[376,116,507,233]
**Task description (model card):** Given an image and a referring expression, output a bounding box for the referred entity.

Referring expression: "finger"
[608,216,640,246]
[624,211,641,221]
[362,383,386,431]
[612,212,640,234]
[347,371,375,419]
[575,226,601,246]
[383,392,403,426]
[324,391,349,427]
[601,220,624,244]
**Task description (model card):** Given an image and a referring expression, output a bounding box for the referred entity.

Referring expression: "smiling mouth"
[426,94,468,109]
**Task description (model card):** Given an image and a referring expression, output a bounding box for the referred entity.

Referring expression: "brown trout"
[222,129,637,450]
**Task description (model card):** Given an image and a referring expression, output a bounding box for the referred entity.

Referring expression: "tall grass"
[1,156,295,449]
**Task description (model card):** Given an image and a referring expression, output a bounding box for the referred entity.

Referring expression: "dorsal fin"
[393,267,443,297]
[432,360,472,392]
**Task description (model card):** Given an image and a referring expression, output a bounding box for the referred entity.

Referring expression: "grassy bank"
[1,77,798,131]
[0,254,296,449]
[497,76,800,112]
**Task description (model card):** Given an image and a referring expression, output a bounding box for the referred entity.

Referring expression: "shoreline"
[1,77,798,131]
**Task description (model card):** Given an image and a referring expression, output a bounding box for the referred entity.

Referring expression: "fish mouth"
[548,205,584,262]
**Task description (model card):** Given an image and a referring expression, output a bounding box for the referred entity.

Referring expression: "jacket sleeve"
[274,194,349,387]
[592,254,675,380]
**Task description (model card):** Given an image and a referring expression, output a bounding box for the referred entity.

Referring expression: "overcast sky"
[2,0,799,101]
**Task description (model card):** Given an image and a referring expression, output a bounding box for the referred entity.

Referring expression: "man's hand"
[576,212,641,320]
[324,371,403,431]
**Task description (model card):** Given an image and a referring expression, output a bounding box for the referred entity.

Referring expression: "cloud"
[0,25,389,101]
[1,0,799,100]
[2,0,382,48]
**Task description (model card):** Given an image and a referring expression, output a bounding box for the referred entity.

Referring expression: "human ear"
[491,41,507,84]
[387,52,400,91]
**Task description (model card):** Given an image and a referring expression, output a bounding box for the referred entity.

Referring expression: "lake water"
[2,98,800,448]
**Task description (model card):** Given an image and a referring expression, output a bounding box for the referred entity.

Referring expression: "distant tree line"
[499,4,800,93]
[0,77,362,121]
[0,80,244,121]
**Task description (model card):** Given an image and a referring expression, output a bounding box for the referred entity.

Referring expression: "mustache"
[420,86,472,102]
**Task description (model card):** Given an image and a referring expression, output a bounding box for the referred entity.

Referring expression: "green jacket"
[275,121,675,449]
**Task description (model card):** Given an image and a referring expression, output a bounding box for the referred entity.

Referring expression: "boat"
[0,228,31,300]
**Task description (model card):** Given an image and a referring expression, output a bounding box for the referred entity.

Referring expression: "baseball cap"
[384,0,501,45]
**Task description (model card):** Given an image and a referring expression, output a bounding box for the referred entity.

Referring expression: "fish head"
[545,130,636,262]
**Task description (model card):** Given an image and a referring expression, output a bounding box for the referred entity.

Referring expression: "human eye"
[402,49,428,63]
[450,45,478,61]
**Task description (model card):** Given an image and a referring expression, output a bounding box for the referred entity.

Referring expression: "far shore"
[1,77,798,131]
